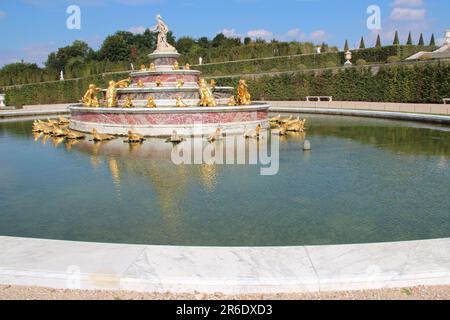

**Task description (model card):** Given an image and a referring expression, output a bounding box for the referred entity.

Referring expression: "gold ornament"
[82,84,101,107]
[237,79,251,105]
[198,78,217,107]
[146,96,157,108]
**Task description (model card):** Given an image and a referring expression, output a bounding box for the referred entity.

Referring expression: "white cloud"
[285,28,307,41]
[390,7,426,21]
[392,0,423,7]
[247,29,273,40]
[128,26,146,34]
[221,28,241,38]
[310,30,327,42]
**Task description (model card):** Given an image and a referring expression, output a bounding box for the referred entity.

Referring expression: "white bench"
[306,96,333,102]
[443,98,450,105]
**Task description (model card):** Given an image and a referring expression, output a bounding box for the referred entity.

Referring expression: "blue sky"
[0,0,448,67]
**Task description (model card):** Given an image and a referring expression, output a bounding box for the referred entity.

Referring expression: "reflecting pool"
[0,115,449,246]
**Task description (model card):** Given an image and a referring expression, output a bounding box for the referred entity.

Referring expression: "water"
[0,115,449,246]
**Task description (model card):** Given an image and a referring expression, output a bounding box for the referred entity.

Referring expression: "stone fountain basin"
[69,103,270,137]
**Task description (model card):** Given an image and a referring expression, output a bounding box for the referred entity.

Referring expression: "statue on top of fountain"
[151,15,177,54]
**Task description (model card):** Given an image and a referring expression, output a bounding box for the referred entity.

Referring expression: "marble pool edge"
[0,236,449,294]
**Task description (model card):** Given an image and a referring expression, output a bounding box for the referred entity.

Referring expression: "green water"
[0,115,449,246]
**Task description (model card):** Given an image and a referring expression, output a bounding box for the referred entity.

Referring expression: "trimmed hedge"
[196,45,434,77]
[3,72,128,108]
[215,61,450,104]
[2,61,448,106]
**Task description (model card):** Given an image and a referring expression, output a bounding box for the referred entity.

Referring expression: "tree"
[98,33,130,61]
[375,34,382,48]
[418,33,424,46]
[344,39,349,51]
[45,40,93,71]
[407,32,413,45]
[244,37,252,45]
[359,37,366,49]
[176,37,196,54]
[430,33,436,47]
[212,33,227,48]
[393,31,400,45]
[197,37,210,49]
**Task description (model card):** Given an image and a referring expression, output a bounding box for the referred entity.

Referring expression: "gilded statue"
[92,129,115,142]
[176,80,185,88]
[237,79,251,105]
[156,79,163,87]
[82,84,101,107]
[124,97,134,108]
[105,78,131,108]
[65,130,86,140]
[185,64,190,70]
[149,63,156,71]
[151,15,177,53]
[137,79,145,88]
[125,131,145,143]
[117,78,131,88]
[207,128,222,143]
[140,64,147,71]
[287,118,307,132]
[173,62,180,70]
[58,116,70,125]
[244,124,262,139]
[198,78,217,107]
[228,96,237,106]
[146,96,157,108]
[105,81,118,107]
[176,97,187,107]
[210,79,217,90]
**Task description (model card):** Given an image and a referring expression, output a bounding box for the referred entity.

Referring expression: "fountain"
[69,15,270,137]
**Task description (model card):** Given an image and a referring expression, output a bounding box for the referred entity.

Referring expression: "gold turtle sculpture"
[244,124,262,139]
[92,129,116,142]
[207,128,222,143]
[166,130,185,144]
[65,130,86,140]
[125,131,146,143]
[58,116,71,125]
[52,126,69,137]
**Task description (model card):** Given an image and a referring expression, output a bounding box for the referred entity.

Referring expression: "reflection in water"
[0,115,449,246]
[108,159,121,199]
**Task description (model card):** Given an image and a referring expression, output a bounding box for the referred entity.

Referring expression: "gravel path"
[1,285,449,300]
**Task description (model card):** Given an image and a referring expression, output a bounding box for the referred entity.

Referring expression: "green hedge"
[215,61,450,103]
[3,72,128,107]
[196,45,434,77]
[2,61,448,106]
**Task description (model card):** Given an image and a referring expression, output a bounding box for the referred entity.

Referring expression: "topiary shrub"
[387,56,400,64]
[356,59,367,66]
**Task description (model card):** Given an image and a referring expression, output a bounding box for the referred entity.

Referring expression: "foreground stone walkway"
[1,285,449,300]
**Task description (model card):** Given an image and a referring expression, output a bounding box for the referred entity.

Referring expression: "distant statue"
[82,84,101,107]
[60,71,64,81]
[237,80,251,105]
[151,15,177,53]
[199,57,203,65]
[198,78,217,107]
